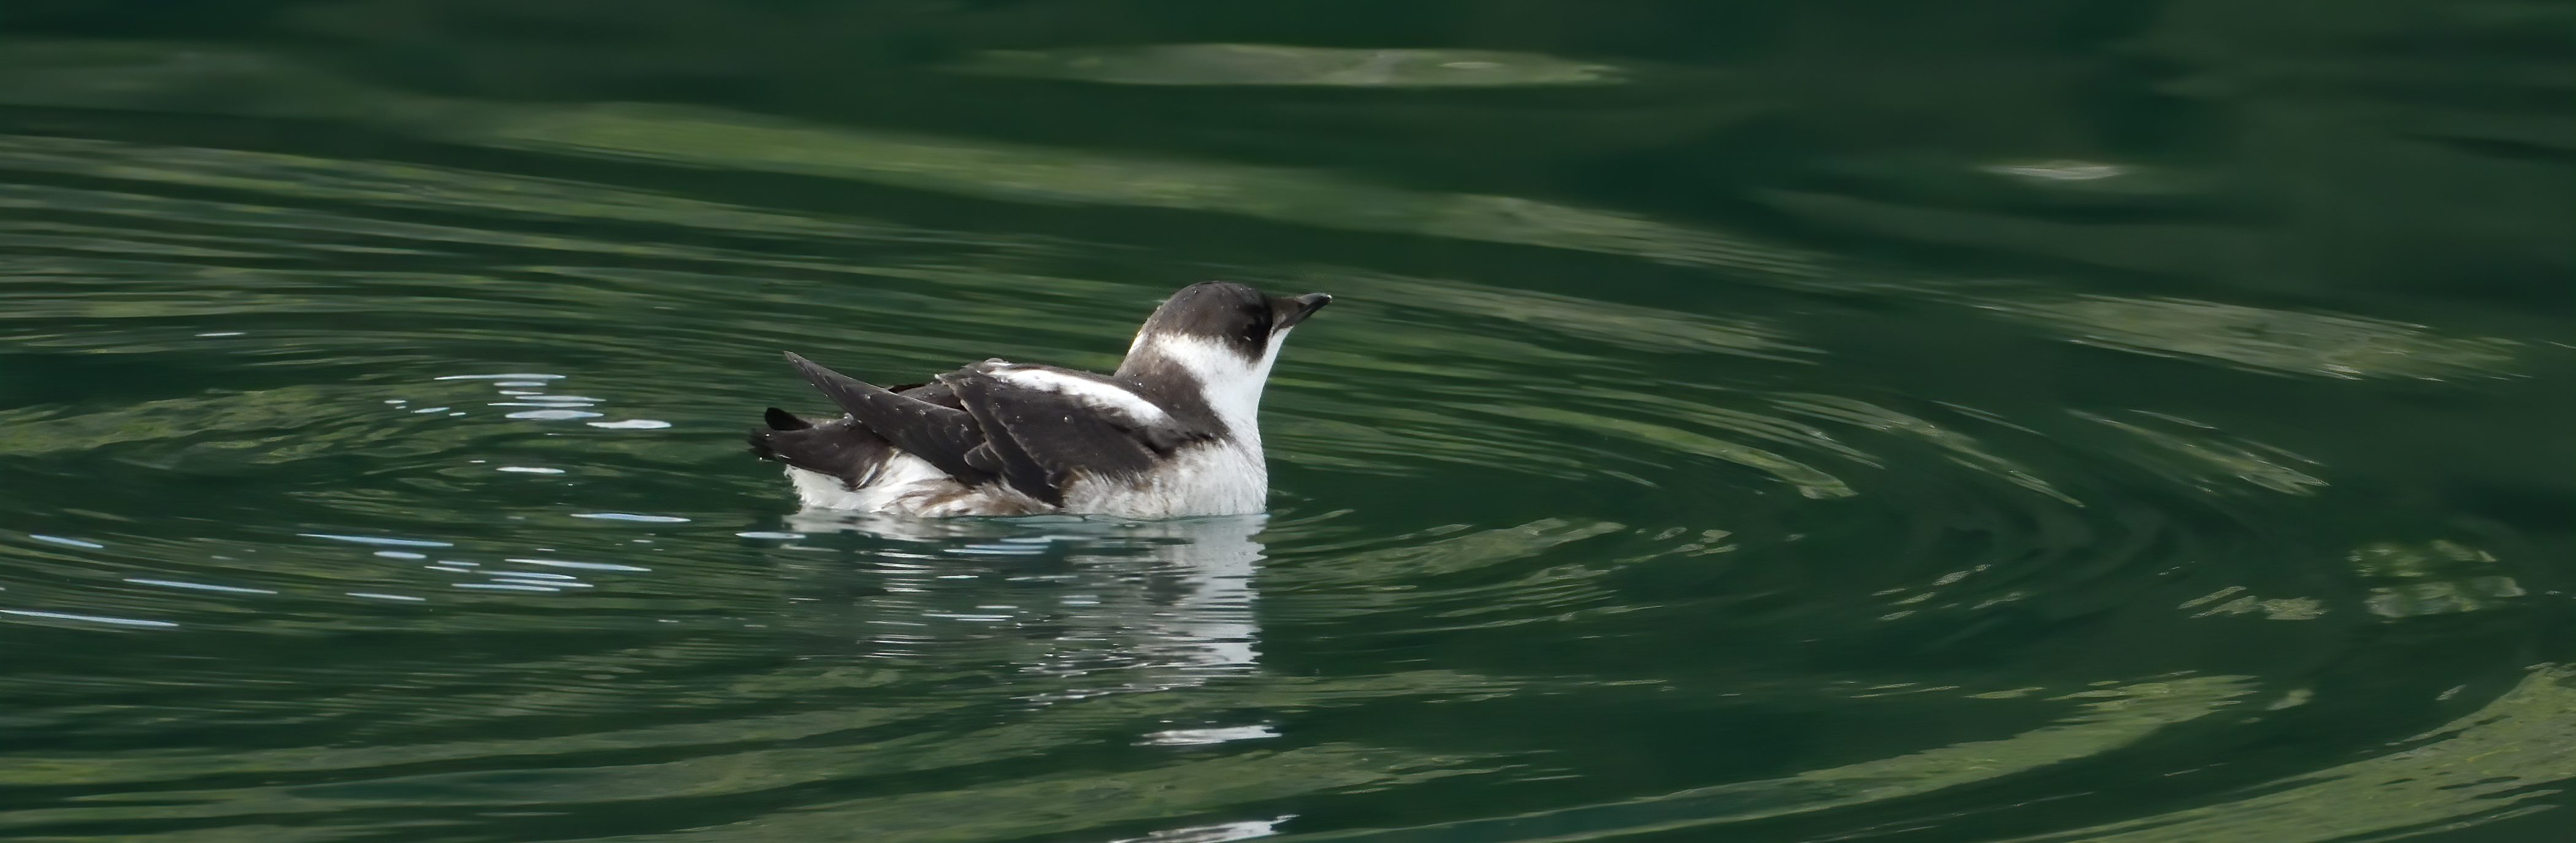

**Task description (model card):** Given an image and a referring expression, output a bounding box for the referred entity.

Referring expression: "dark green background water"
[2,2,2570,841]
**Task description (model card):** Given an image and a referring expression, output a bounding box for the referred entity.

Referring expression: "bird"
[748,281,1330,518]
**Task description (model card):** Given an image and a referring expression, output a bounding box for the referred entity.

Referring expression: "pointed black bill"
[1274,292,1332,330]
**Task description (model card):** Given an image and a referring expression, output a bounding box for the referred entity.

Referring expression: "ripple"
[299,533,454,548]
[1139,725,1281,746]
[1,608,179,628]
[123,579,277,595]
[587,419,672,430]
[948,44,1627,88]
[505,558,653,572]
[1993,296,2518,380]
[2028,668,2576,842]
[1110,817,1290,843]
[0,33,2561,843]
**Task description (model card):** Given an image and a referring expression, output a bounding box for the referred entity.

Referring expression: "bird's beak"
[1274,292,1332,330]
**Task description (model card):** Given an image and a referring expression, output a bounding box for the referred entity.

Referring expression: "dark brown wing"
[747,363,977,489]
[756,354,1204,506]
[937,365,1206,506]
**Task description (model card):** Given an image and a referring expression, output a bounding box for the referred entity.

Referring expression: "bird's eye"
[1241,306,1268,347]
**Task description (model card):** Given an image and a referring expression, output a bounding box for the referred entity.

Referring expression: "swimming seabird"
[748,281,1330,518]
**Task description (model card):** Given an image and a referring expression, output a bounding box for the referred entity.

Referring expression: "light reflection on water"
[776,513,1270,704]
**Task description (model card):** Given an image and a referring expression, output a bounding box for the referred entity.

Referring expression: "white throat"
[1124,331,1288,441]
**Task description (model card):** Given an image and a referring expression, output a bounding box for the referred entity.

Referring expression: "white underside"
[786,440,1268,519]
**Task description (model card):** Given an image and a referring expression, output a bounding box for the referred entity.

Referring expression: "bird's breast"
[1065,439,1269,518]
[789,439,1268,518]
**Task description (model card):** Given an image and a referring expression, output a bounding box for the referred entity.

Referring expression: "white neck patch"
[1125,331,1287,440]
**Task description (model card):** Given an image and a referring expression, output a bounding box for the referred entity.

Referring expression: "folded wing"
[782,353,994,484]
[762,353,1203,507]
[748,379,965,489]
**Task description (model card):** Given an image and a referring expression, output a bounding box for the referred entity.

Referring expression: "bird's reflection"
[775,512,1267,700]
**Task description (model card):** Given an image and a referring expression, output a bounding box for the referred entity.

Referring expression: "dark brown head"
[1114,282,1330,424]
[1125,281,1331,364]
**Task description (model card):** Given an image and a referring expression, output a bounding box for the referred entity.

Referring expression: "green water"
[2,2,2570,841]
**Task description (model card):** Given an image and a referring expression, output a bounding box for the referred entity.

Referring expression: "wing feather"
[781,353,992,485]
[762,354,1205,508]
[942,367,1178,506]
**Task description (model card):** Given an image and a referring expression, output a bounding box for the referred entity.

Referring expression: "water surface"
[2,2,2572,842]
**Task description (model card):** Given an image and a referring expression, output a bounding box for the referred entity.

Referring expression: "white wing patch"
[989,367,1171,424]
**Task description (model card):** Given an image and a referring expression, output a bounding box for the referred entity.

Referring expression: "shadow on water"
[2,2,2574,842]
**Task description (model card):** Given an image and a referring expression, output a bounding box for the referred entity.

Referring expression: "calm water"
[3,2,2571,841]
